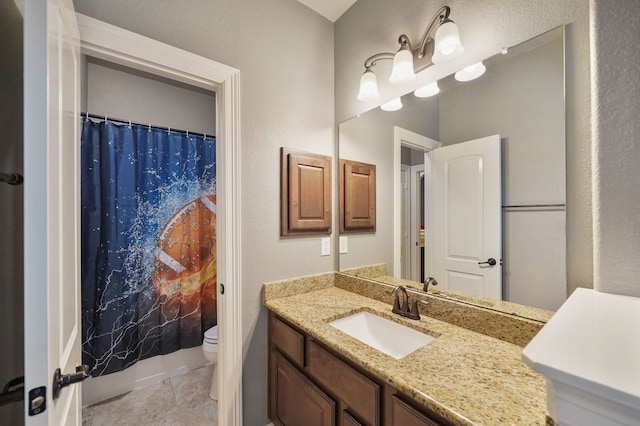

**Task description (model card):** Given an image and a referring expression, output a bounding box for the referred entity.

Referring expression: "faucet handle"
[406,298,421,320]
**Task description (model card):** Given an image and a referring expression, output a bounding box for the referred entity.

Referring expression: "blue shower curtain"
[81,119,217,376]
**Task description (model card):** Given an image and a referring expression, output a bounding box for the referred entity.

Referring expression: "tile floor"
[82,365,217,426]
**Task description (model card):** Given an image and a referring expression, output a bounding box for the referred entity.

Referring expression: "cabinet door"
[272,351,336,426]
[343,410,364,426]
[307,341,380,425]
[390,396,442,426]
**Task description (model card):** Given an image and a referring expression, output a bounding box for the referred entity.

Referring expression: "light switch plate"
[339,236,348,254]
[321,237,330,256]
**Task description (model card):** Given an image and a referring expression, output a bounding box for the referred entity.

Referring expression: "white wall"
[335,0,592,296]
[0,0,24,424]
[590,0,640,296]
[73,1,334,423]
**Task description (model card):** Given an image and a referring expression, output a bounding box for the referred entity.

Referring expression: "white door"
[430,135,502,299]
[24,0,83,424]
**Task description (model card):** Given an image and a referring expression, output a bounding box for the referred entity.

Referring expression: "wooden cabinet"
[268,311,453,426]
[339,159,376,233]
[272,350,336,426]
[281,148,332,236]
[389,396,441,426]
[307,340,380,425]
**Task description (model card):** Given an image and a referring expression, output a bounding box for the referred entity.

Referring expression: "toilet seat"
[204,325,218,344]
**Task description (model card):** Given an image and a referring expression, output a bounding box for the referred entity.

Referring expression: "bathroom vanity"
[264,272,552,426]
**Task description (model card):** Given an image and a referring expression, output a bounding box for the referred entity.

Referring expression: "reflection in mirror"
[338,27,565,313]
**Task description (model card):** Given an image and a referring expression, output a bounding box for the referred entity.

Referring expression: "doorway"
[80,57,218,404]
[75,15,242,423]
[400,151,426,282]
[393,126,440,279]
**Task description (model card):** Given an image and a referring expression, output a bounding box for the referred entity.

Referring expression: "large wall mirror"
[338,27,566,313]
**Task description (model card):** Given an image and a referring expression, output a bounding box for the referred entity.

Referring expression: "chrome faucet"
[423,277,438,293]
[391,285,420,320]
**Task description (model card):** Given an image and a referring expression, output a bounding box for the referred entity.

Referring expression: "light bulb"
[389,48,416,85]
[432,20,465,64]
[454,61,486,82]
[357,69,380,102]
[414,82,440,98]
[380,98,403,111]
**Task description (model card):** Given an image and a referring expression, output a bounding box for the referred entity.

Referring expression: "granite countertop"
[264,279,548,426]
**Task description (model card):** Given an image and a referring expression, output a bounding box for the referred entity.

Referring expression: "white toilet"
[202,325,218,400]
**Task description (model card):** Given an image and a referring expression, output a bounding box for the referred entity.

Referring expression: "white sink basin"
[328,311,435,359]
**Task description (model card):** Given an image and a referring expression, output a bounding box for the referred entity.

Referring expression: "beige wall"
[73,1,334,423]
[335,0,592,297]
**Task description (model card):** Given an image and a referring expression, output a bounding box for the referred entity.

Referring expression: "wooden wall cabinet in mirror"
[340,159,376,233]
[281,147,332,236]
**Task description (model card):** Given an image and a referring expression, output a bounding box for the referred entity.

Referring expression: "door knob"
[52,365,89,400]
[478,258,497,266]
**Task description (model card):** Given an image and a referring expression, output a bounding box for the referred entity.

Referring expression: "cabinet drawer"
[270,314,305,367]
[307,340,380,426]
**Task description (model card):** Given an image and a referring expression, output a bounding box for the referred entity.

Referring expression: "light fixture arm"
[361,5,452,71]
[417,6,450,59]
[363,52,396,70]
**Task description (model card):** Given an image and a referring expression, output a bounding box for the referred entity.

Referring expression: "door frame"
[76,14,243,425]
[409,164,425,282]
[393,127,440,278]
[400,164,411,279]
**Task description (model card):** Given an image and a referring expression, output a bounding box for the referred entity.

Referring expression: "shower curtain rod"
[82,113,212,139]
[0,171,23,186]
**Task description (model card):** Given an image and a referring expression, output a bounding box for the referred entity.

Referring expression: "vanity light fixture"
[454,61,486,82]
[380,98,403,111]
[357,5,464,102]
[414,81,440,98]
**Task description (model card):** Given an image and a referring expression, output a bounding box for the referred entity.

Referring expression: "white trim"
[76,14,243,425]
[393,127,440,278]
[409,163,425,282]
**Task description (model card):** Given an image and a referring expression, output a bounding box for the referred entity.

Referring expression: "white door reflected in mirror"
[430,135,502,299]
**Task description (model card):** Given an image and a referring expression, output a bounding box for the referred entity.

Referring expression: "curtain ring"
[148,123,151,132]
[128,120,132,129]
